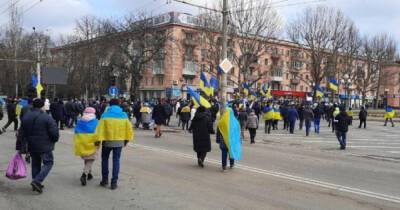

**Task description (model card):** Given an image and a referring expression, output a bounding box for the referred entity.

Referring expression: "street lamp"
[342,74,351,109]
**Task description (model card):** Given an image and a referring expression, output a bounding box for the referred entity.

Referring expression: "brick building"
[51,12,396,105]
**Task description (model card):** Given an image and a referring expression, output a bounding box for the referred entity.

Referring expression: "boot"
[87,173,93,181]
[80,173,87,186]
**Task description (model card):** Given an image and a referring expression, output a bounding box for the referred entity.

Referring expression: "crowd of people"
[0,95,397,194]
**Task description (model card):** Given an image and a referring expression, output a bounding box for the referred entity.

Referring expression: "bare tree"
[110,12,172,97]
[229,0,281,87]
[356,34,397,106]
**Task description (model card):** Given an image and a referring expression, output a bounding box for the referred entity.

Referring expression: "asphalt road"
[0,118,400,210]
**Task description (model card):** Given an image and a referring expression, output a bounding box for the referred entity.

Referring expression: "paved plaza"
[1,118,400,210]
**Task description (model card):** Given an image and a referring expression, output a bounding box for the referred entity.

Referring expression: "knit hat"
[33,99,44,108]
[83,107,96,114]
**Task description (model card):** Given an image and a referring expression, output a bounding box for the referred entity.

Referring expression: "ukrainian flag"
[218,108,242,160]
[140,106,151,113]
[95,105,134,142]
[273,108,283,120]
[328,79,338,92]
[262,106,274,121]
[210,75,219,96]
[200,72,213,96]
[188,86,211,108]
[74,119,99,156]
[16,99,28,116]
[243,83,250,96]
[316,85,324,98]
[266,85,272,99]
[385,107,395,119]
[260,83,267,96]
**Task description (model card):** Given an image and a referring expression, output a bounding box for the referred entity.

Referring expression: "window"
[292,61,303,69]
[264,59,269,66]
[231,67,235,75]
[305,75,309,80]
[300,74,303,79]
[286,73,289,80]
[145,78,149,86]
[290,84,297,91]
[151,77,154,85]
[305,87,309,92]
[300,85,304,91]
[185,47,194,60]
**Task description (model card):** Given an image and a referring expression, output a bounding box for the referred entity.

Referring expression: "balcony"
[183,61,198,76]
[152,67,164,75]
[271,51,283,59]
[271,76,283,82]
[290,78,300,85]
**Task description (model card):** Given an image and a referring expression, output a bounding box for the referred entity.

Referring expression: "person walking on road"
[358,106,368,129]
[179,104,191,131]
[247,110,259,144]
[74,107,99,186]
[20,99,60,193]
[2,98,18,133]
[216,129,234,171]
[238,108,248,140]
[297,104,305,130]
[189,106,214,168]
[50,98,65,130]
[303,105,314,136]
[313,103,323,134]
[96,99,134,190]
[384,106,395,127]
[288,104,299,134]
[335,106,351,150]
[152,99,167,138]
[263,104,274,134]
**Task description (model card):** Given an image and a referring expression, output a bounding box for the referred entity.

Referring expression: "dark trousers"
[305,120,311,136]
[314,118,321,133]
[221,147,234,168]
[289,120,296,134]
[384,118,394,127]
[248,128,257,143]
[283,119,289,130]
[359,119,366,128]
[101,146,122,185]
[299,119,304,130]
[3,117,18,131]
[182,120,189,130]
[331,119,335,132]
[197,151,207,162]
[55,118,64,129]
[166,116,171,126]
[336,131,347,149]
[264,120,272,134]
[31,151,54,184]
[273,120,278,130]
[135,117,141,128]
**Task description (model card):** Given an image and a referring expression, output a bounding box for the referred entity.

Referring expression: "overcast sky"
[0,0,399,49]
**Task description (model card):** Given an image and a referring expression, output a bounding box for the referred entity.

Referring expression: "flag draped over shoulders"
[74,119,99,156]
[385,107,395,119]
[218,108,242,160]
[95,105,134,142]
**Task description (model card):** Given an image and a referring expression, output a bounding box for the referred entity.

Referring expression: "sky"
[0,0,399,49]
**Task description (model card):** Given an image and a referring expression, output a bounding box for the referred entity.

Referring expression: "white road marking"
[348,146,400,149]
[302,141,400,145]
[131,143,400,204]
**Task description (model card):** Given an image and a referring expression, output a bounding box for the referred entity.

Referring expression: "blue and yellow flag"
[273,108,283,120]
[74,119,99,156]
[95,105,134,142]
[385,107,395,119]
[243,83,250,96]
[262,106,274,121]
[328,79,338,92]
[200,72,213,96]
[188,86,211,108]
[266,85,272,99]
[15,99,28,116]
[218,108,242,160]
[316,85,324,98]
[210,75,219,95]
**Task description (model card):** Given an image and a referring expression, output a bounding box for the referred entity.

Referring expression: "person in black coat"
[335,106,350,150]
[20,99,59,193]
[358,106,367,129]
[189,106,214,168]
[2,98,18,132]
[50,98,65,130]
[152,99,167,138]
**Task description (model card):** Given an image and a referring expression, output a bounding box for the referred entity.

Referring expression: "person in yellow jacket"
[96,99,134,190]
[347,107,354,126]
[74,107,99,186]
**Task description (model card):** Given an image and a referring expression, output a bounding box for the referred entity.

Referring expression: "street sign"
[108,86,119,97]
[218,58,233,74]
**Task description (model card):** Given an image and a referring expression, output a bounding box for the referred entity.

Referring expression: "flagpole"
[219,0,228,114]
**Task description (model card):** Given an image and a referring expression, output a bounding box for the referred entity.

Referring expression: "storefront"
[271,90,307,99]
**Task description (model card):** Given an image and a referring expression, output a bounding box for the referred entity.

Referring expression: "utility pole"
[219,0,228,114]
[33,27,41,85]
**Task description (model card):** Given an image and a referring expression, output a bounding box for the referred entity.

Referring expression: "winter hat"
[109,98,120,106]
[33,99,44,108]
[83,107,96,114]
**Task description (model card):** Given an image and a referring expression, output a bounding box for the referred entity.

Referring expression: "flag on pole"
[260,83,267,96]
[266,85,272,99]
[210,75,219,95]
[188,86,211,108]
[243,83,250,96]
[316,85,324,98]
[328,79,338,92]
[31,75,38,88]
[200,72,212,96]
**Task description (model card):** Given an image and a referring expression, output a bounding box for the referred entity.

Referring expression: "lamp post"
[341,74,351,109]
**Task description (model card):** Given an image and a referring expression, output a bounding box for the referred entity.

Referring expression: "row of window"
[144,76,164,86]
